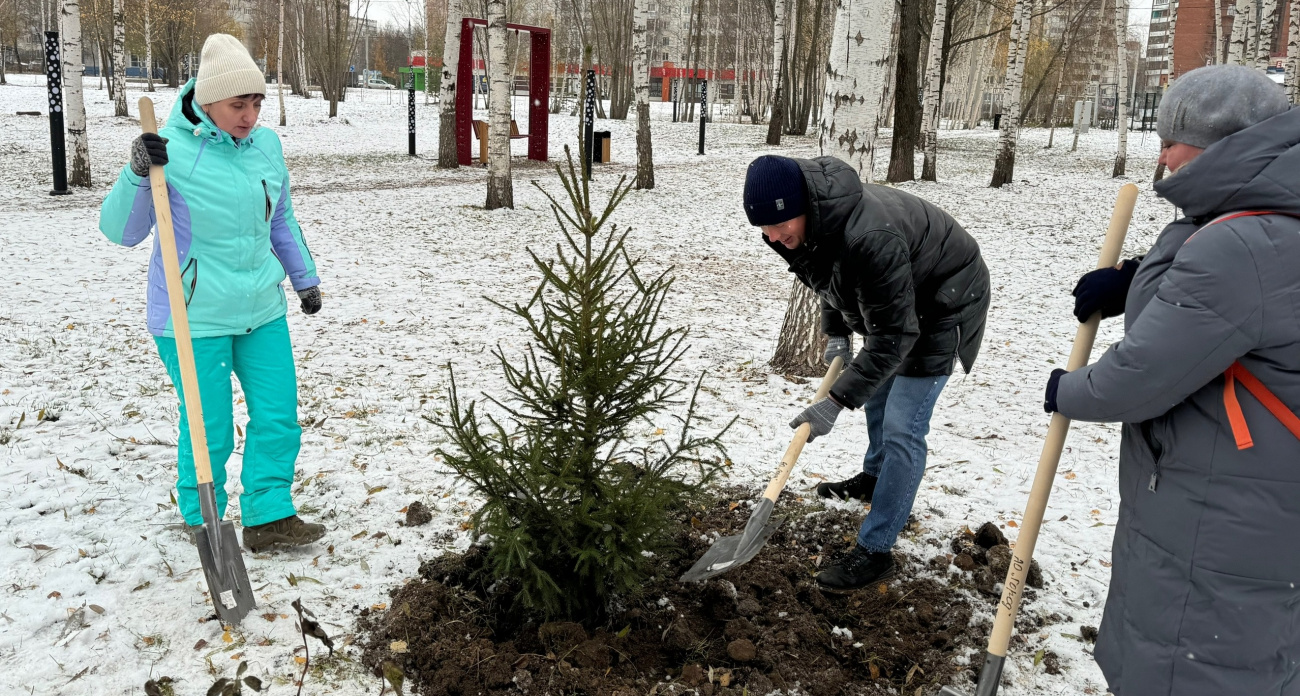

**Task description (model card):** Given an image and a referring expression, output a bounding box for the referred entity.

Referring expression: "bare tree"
[484,0,512,209]
[1214,0,1224,63]
[632,0,654,189]
[111,0,126,115]
[1288,0,1299,101]
[61,0,91,187]
[277,0,286,125]
[1112,0,1128,176]
[1255,0,1280,69]
[989,0,1031,188]
[143,0,153,91]
[438,0,460,167]
[303,0,362,117]
[919,0,947,181]
[886,0,923,182]
[1228,0,1253,64]
[766,0,788,145]
[818,0,896,178]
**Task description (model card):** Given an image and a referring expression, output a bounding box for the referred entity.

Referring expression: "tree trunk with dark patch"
[887,0,923,183]
[770,281,829,377]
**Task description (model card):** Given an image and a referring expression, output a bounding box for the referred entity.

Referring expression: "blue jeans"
[856,374,949,552]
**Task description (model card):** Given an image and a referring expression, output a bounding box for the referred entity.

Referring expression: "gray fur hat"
[1157,64,1290,149]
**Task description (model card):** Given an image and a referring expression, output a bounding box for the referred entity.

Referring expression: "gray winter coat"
[1056,107,1300,695]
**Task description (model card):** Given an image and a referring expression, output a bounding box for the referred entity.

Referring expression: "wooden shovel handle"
[761,355,845,502]
[985,183,1139,658]
[139,98,216,487]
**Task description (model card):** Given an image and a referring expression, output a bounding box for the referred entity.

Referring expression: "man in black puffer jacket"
[744,154,990,591]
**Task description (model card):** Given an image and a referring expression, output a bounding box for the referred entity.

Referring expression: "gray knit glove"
[824,335,851,366]
[130,133,169,177]
[790,398,843,443]
[297,287,321,315]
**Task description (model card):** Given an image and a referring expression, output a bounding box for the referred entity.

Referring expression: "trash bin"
[992,113,1002,130]
[594,131,612,163]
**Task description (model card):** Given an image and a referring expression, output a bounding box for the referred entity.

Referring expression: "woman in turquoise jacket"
[99,34,325,552]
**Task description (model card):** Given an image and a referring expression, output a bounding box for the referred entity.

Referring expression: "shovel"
[940,183,1138,696]
[682,356,845,583]
[139,97,256,626]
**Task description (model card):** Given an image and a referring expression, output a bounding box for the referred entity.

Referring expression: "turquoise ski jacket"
[99,79,319,338]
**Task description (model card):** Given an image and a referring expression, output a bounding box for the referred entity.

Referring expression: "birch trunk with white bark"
[920,0,947,181]
[438,0,460,168]
[1256,0,1280,69]
[277,0,286,126]
[633,0,654,189]
[61,0,90,187]
[1112,0,1129,176]
[484,0,512,209]
[818,0,897,179]
[1214,0,1224,63]
[1229,0,1251,63]
[1287,0,1300,101]
[990,0,1031,188]
[111,0,126,116]
[766,0,788,145]
[144,0,154,91]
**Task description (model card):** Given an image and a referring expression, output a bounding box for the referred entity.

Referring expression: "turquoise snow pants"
[154,315,301,527]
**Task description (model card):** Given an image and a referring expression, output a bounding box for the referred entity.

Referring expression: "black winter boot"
[243,515,325,552]
[816,545,896,593]
[816,472,878,502]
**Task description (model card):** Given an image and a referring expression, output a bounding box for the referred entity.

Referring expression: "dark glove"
[1072,259,1140,322]
[824,335,851,366]
[1044,368,1067,413]
[130,133,169,177]
[297,286,321,315]
[790,397,843,442]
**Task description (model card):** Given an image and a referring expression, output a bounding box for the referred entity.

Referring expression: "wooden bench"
[471,119,528,164]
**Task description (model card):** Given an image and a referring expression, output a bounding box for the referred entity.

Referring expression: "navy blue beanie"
[744,155,805,227]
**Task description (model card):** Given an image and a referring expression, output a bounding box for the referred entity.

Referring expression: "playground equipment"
[456,18,550,166]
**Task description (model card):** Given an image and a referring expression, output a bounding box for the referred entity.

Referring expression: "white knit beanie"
[194,34,266,105]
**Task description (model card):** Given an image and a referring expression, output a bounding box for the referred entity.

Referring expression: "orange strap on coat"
[1223,361,1300,450]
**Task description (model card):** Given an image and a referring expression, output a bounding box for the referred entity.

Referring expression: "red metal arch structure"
[456,18,551,166]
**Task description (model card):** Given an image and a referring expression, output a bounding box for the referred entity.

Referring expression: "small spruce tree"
[439,148,731,622]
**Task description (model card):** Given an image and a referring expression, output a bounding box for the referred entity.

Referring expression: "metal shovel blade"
[681,498,782,583]
[195,519,256,626]
[937,651,1005,696]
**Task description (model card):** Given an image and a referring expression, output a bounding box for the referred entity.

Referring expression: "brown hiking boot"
[242,515,325,552]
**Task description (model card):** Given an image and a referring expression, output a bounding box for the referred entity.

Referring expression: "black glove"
[297,286,321,315]
[824,335,851,366]
[1072,259,1140,322]
[790,397,843,442]
[1044,368,1067,414]
[130,133,169,177]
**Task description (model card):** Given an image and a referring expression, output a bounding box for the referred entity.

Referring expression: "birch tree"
[1287,0,1299,101]
[1228,0,1253,63]
[111,0,126,116]
[1214,0,1224,63]
[1112,0,1129,176]
[990,0,1031,188]
[818,0,897,178]
[438,0,460,168]
[766,0,788,146]
[1255,0,1279,69]
[632,0,654,189]
[61,0,90,187]
[919,0,947,181]
[143,0,153,91]
[484,0,512,210]
[277,0,286,125]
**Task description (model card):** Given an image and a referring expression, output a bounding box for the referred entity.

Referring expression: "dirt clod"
[726,638,757,662]
[974,521,1008,549]
[1043,650,1062,674]
[1081,625,1099,643]
[404,500,432,527]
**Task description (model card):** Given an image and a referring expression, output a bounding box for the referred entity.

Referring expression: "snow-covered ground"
[0,73,1171,695]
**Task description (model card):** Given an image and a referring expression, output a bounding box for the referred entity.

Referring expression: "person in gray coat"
[1043,64,1300,694]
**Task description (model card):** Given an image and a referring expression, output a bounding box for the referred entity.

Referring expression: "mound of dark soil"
[356,489,1039,696]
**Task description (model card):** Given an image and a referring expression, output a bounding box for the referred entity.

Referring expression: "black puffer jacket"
[767,156,990,409]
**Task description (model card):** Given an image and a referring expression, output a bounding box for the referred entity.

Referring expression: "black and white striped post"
[44,32,69,196]
[698,80,707,156]
[583,69,595,181]
[671,78,678,123]
[407,70,417,156]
